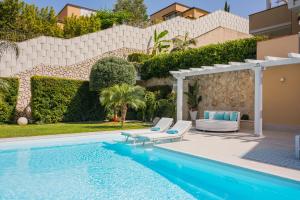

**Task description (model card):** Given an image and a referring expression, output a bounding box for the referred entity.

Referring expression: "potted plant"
[184,82,202,121]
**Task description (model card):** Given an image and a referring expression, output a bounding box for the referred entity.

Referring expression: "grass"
[0,121,149,139]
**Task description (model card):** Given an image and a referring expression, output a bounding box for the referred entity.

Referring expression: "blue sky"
[24,0,266,18]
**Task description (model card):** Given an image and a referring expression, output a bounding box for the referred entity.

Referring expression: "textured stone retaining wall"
[0,10,250,120]
[183,70,254,120]
[140,70,254,121]
[0,11,249,77]
[15,48,141,118]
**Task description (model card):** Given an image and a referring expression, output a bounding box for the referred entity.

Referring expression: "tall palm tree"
[100,84,145,127]
[171,32,196,52]
[0,41,19,59]
[151,29,171,55]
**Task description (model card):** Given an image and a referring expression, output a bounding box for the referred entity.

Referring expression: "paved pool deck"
[157,129,300,181]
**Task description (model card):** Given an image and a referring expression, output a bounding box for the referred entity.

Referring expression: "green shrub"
[0,78,19,123]
[146,85,172,99]
[141,37,264,80]
[89,57,136,91]
[31,76,105,123]
[137,89,176,122]
[127,53,152,63]
[156,93,176,119]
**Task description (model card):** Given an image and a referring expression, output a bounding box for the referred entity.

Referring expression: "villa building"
[150,2,209,22]
[247,0,300,131]
[57,4,97,22]
[249,1,300,38]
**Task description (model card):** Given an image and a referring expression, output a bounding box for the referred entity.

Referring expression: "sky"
[23,0,267,18]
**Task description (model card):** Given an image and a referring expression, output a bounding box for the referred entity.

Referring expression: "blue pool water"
[0,141,300,200]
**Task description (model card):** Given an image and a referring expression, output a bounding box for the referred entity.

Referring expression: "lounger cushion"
[166,129,178,134]
[151,127,160,131]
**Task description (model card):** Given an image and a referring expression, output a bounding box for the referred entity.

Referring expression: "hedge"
[141,37,264,80]
[0,78,19,123]
[127,53,152,63]
[31,76,105,123]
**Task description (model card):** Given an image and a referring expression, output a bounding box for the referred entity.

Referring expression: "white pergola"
[171,53,300,136]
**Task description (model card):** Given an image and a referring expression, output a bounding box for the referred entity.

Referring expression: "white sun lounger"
[137,120,192,145]
[121,117,173,142]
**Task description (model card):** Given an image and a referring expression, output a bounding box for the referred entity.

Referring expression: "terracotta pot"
[112,115,119,122]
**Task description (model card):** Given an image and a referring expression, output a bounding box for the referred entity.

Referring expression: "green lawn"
[0,122,149,139]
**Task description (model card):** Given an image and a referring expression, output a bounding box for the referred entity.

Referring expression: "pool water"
[0,141,299,200]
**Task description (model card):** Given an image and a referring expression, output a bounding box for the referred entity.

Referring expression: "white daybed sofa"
[196,111,240,132]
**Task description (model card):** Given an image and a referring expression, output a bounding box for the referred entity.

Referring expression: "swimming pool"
[0,137,299,200]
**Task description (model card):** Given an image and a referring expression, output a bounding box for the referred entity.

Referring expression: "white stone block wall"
[0,10,249,77]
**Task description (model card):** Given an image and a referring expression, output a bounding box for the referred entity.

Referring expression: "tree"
[171,32,196,52]
[224,1,230,12]
[96,10,132,29]
[114,0,148,25]
[89,57,136,92]
[0,0,63,41]
[0,0,24,30]
[100,84,145,126]
[151,29,171,55]
[63,14,101,38]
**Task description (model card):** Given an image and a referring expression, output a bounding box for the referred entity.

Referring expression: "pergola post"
[176,77,184,121]
[254,65,263,137]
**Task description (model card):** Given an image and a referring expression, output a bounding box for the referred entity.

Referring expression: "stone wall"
[0,10,249,77]
[15,48,141,118]
[183,70,254,120]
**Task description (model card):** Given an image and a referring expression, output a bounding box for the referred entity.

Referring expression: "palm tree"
[100,84,145,127]
[151,29,171,55]
[171,32,196,52]
[100,86,121,122]
[0,41,19,59]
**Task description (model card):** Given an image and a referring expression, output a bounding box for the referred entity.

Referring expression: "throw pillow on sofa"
[214,112,225,120]
[230,112,238,121]
[224,112,230,120]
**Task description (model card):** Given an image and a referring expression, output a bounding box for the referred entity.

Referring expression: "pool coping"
[155,144,300,182]
[0,129,148,150]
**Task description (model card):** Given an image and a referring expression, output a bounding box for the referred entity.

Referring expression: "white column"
[254,66,263,137]
[176,77,184,121]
